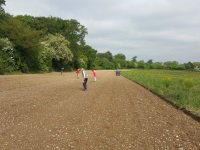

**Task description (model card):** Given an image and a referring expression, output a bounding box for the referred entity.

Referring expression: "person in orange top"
[75,68,80,78]
[92,69,96,82]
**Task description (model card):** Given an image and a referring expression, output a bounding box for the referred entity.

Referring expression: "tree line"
[0,1,199,74]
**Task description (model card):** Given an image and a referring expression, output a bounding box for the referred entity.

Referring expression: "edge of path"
[121,75,200,123]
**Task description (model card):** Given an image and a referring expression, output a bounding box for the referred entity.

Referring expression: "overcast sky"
[4,0,200,62]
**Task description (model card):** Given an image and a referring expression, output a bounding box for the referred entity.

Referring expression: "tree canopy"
[0,0,199,74]
[0,0,5,12]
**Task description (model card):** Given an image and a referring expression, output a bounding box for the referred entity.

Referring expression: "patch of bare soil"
[0,71,199,149]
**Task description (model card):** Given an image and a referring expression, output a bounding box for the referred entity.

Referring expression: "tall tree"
[145,59,153,69]
[81,45,97,69]
[132,56,137,62]
[94,57,114,69]
[15,15,90,70]
[0,0,5,13]
[114,53,126,68]
[184,62,195,70]
[114,53,126,60]
[97,51,113,62]
[147,59,153,64]
[0,16,42,71]
[137,60,145,69]
[95,51,114,69]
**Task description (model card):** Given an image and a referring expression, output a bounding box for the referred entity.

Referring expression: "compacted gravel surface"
[0,71,199,150]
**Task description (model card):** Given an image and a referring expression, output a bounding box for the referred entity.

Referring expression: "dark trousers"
[83,78,88,90]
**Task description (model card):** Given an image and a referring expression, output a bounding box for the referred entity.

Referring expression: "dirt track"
[0,70,199,150]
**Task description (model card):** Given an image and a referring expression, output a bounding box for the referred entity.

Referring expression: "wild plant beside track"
[122,69,200,115]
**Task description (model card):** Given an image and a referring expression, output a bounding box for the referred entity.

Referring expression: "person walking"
[92,69,97,82]
[61,67,64,75]
[81,68,88,91]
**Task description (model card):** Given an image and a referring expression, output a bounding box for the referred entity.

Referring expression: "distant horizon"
[4,0,200,63]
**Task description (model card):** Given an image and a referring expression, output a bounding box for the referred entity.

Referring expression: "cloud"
[4,0,200,62]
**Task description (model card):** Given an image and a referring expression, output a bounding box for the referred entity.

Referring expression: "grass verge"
[122,69,200,116]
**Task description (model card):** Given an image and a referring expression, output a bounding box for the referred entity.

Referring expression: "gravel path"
[0,71,199,150]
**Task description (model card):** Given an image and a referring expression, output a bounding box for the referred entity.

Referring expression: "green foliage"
[114,53,127,69]
[97,51,113,62]
[122,69,200,115]
[163,61,179,70]
[0,0,5,13]
[94,52,128,69]
[80,45,97,69]
[183,78,194,88]
[15,15,88,70]
[151,62,163,69]
[162,76,171,88]
[137,60,145,69]
[114,53,126,60]
[94,57,114,69]
[193,62,200,71]
[184,62,195,70]
[0,38,16,74]
[193,62,200,68]
[1,13,199,73]
[79,55,88,68]
[42,34,73,61]
[176,64,186,70]
[63,19,88,46]
[126,61,137,69]
[94,51,115,69]
[15,16,87,47]
[41,33,73,71]
[132,56,137,62]
[0,0,5,5]
[0,15,42,72]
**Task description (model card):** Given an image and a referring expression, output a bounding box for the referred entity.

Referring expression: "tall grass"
[122,69,200,115]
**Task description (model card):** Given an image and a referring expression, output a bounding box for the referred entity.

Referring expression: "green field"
[122,69,200,115]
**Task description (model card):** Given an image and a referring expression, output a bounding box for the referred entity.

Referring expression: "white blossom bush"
[0,38,16,74]
[40,33,73,71]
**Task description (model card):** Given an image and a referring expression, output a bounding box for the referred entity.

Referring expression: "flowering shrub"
[0,38,16,74]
